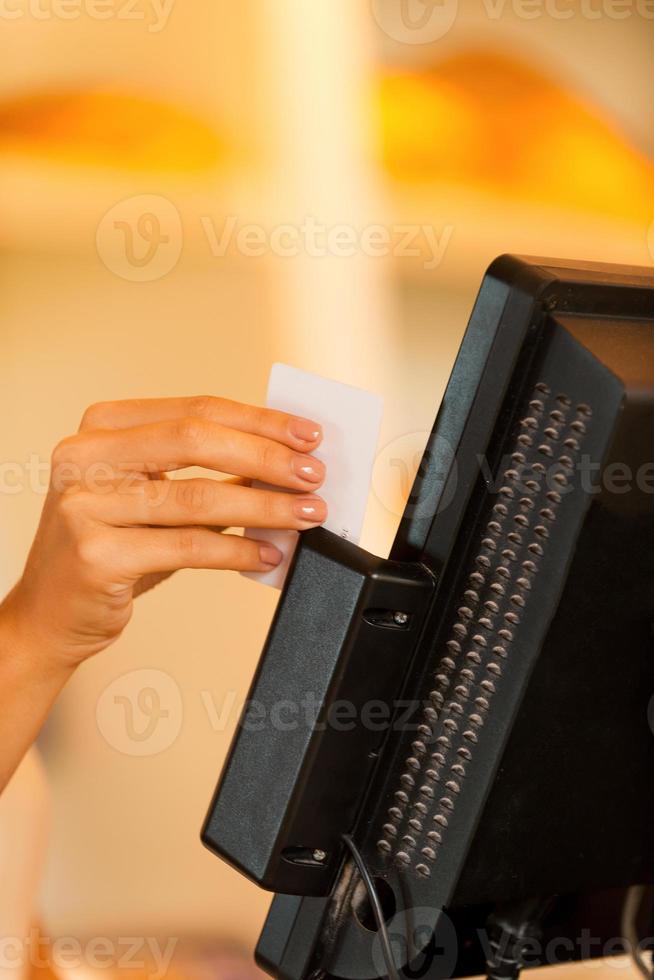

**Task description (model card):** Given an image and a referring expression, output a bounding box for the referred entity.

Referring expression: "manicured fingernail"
[289,417,322,444]
[293,496,327,523]
[259,544,282,567]
[292,454,325,484]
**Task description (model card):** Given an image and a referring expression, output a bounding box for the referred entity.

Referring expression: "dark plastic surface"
[202,529,435,895]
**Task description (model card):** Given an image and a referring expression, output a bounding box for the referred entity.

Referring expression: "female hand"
[0,395,327,673]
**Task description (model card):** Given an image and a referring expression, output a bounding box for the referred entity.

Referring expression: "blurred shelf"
[0,152,264,259]
[389,184,654,287]
[3,155,652,283]
[386,181,654,286]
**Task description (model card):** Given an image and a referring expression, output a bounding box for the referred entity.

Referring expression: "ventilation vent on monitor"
[376,384,593,878]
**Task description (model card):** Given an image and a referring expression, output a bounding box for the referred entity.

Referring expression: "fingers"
[82,478,328,531]
[54,419,325,491]
[104,527,284,579]
[79,396,323,453]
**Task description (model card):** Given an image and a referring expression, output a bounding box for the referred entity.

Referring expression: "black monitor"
[202,255,654,980]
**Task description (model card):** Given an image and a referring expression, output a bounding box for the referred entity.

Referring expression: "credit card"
[243,362,383,588]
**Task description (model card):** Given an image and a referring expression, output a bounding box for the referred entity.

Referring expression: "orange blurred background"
[0,0,653,976]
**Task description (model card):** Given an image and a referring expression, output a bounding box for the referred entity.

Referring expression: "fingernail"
[293,496,327,523]
[289,417,322,444]
[292,454,325,484]
[259,544,282,567]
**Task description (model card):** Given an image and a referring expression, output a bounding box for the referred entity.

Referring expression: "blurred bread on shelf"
[0,90,226,173]
[379,50,654,222]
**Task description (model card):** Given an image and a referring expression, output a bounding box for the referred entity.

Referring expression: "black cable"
[484,898,554,980]
[622,885,653,980]
[341,833,400,980]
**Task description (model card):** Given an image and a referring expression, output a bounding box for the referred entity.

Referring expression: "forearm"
[0,590,73,792]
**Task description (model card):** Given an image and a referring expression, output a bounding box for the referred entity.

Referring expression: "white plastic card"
[243,363,383,589]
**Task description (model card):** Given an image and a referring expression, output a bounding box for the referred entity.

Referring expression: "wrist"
[0,586,75,689]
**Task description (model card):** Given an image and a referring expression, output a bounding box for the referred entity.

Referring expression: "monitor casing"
[202,256,654,980]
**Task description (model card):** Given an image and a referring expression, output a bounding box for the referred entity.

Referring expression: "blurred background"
[0,0,653,978]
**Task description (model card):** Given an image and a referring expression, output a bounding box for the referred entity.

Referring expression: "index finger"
[79,395,323,452]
